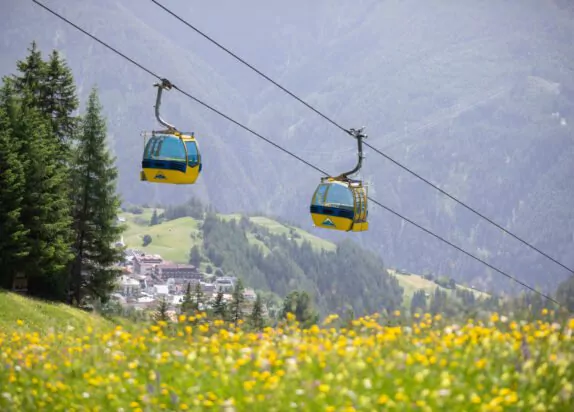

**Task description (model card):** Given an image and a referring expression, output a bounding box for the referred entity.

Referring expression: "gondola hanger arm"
[154,78,179,133]
[335,126,368,180]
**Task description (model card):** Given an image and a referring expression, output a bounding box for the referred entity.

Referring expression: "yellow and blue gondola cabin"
[310,177,368,232]
[140,132,202,185]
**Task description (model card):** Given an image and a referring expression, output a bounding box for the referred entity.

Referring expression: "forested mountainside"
[2,0,573,295]
[120,202,494,317]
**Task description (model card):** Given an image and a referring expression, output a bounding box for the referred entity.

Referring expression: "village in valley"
[112,244,267,319]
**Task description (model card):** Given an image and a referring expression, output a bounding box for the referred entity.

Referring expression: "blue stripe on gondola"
[142,159,187,173]
[310,205,355,219]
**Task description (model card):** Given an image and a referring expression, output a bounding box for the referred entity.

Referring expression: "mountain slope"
[0,291,111,333]
[2,0,573,295]
[120,206,487,314]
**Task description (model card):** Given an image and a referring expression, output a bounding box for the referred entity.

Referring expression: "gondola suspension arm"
[154,78,178,133]
[335,127,368,180]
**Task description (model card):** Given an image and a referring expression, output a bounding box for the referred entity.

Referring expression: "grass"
[248,216,337,253]
[1,292,573,411]
[119,209,336,264]
[387,269,490,306]
[0,291,111,333]
[121,213,201,263]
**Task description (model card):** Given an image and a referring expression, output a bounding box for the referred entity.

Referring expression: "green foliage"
[410,290,428,315]
[0,103,29,290]
[230,278,246,327]
[193,281,205,312]
[0,42,123,306]
[180,282,193,314]
[125,205,144,215]
[69,87,124,305]
[12,41,44,109]
[189,245,201,268]
[163,197,206,221]
[150,209,159,226]
[556,276,574,312]
[142,234,152,246]
[153,296,170,323]
[12,100,73,301]
[212,290,227,320]
[201,214,404,317]
[1,43,77,301]
[249,293,265,331]
[40,50,79,149]
[280,290,319,328]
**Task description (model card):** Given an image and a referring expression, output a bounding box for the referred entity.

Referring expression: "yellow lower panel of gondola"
[311,213,369,232]
[140,167,200,185]
[311,213,354,231]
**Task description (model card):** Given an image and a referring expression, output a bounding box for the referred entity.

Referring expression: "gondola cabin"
[310,177,368,232]
[140,132,202,185]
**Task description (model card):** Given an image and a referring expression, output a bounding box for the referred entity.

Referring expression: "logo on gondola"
[154,172,167,180]
[322,218,335,226]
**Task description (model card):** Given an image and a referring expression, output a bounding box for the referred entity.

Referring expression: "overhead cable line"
[149,0,574,278]
[31,0,564,308]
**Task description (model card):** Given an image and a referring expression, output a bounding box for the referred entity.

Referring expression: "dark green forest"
[0,42,123,305]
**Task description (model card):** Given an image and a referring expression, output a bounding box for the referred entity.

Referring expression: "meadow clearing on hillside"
[1,307,573,411]
[120,209,337,264]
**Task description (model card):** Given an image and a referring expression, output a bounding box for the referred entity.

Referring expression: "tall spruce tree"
[150,209,159,226]
[249,293,265,330]
[41,50,79,151]
[69,87,124,305]
[13,44,79,153]
[230,278,246,327]
[6,100,73,301]
[12,42,45,109]
[0,102,29,290]
[193,281,204,312]
[212,290,227,319]
[189,245,201,268]
[180,282,194,314]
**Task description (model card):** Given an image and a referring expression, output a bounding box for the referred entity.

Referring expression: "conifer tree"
[69,87,124,305]
[280,290,319,328]
[0,104,29,290]
[189,245,201,268]
[154,296,170,322]
[230,278,245,327]
[150,209,159,226]
[410,290,427,315]
[3,57,74,301]
[180,282,193,314]
[12,42,45,109]
[249,293,265,330]
[8,102,73,300]
[40,49,79,148]
[193,281,205,312]
[212,289,227,319]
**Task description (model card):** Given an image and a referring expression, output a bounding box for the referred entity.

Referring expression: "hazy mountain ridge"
[2,0,573,294]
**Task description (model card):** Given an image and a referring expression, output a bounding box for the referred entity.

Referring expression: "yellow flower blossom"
[1,307,572,410]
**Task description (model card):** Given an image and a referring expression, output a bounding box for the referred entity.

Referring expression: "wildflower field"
[1,301,573,411]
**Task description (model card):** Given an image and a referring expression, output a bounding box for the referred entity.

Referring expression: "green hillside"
[120,207,487,309]
[387,268,490,301]
[0,291,111,333]
[120,208,336,263]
